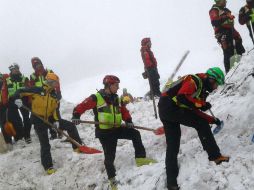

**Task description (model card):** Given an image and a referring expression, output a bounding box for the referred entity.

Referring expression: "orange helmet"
[4,121,16,137]
[45,73,59,82]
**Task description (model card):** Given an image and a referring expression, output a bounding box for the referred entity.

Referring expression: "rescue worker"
[13,73,83,175]
[72,75,156,190]
[120,88,134,104]
[239,0,254,45]
[209,0,245,73]
[158,67,229,190]
[30,57,60,139]
[6,64,31,143]
[140,38,161,97]
[0,73,12,146]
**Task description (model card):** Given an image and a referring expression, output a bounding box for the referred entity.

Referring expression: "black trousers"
[98,127,146,179]
[218,31,245,73]
[34,118,83,170]
[0,106,12,144]
[158,96,221,188]
[147,67,161,96]
[19,107,31,139]
[59,119,83,149]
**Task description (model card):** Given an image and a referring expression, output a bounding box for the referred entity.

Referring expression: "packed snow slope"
[0,52,254,190]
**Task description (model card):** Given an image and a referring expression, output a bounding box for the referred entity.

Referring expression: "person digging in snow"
[72,75,157,190]
[13,73,83,175]
[30,57,61,140]
[158,67,229,190]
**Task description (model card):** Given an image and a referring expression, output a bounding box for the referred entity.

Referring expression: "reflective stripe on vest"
[172,75,203,109]
[212,6,234,27]
[31,69,53,87]
[95,92,122,129]
[6,76,26,97]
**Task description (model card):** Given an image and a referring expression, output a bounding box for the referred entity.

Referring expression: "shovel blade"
[230,54,241,69]
[213,121,224,135]
[154,126,165,135]
[79,145,102,154]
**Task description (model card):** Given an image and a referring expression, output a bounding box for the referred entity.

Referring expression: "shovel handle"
[22,105,82,148]
[79,120,156,132]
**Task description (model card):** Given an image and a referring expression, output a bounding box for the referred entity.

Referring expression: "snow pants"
[147,67,161,97]
[34,118,83,170]
[98,127,146,179]
[158,96,221,188]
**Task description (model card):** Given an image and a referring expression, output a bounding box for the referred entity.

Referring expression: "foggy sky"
[0,0,248,89]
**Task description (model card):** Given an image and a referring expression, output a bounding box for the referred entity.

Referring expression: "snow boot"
[109,177,119,190]
[168,185,180,190]
[46,167,56,175]
[25,137,32,144]
[135,158,157,167]
[212,155,229,165]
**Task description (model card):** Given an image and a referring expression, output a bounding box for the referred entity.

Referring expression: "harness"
[171,75,203,109]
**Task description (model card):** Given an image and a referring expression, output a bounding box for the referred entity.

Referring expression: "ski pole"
[146,69,158,119]
[249,20,254,45]
[162,50,190,93]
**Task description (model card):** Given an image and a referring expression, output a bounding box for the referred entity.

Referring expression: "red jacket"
[239,4,253,25]
[1,74,9,106]
[140,46,157,69]
[162,74,215,123]
[209,5,234,32]
[73,89,132,123]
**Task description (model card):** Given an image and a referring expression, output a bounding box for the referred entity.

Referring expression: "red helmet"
[31,57,42,68]
[103,75,120,85]
[141,37,151,46]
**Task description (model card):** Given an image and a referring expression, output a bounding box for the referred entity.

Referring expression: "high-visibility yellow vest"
[172,75,203,109]
[6,76,26,97]
[30,69,53,87]
[95,92,122,129]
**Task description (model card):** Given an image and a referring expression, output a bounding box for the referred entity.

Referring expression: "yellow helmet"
[45,73,59,82]
[122,96,131,104]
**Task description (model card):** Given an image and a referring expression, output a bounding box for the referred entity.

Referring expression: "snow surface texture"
[0,52,254,190]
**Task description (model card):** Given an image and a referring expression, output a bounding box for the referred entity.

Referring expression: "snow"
[1,0,254,190]
[1,52,254,189]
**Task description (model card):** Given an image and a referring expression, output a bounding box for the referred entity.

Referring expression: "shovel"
[209,109,224,134]
[22,105,102,154]
[78,120,165,135]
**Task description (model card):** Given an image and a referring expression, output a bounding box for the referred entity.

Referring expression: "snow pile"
[0,51,254,190]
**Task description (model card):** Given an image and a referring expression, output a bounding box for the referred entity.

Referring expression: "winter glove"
[53,121,60,128]
[72,113,81,125]
[213,118,222,126]
[15,99,23,108]
[200,102,212,112]
[125,122,134,128]
[227,14,235,20]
